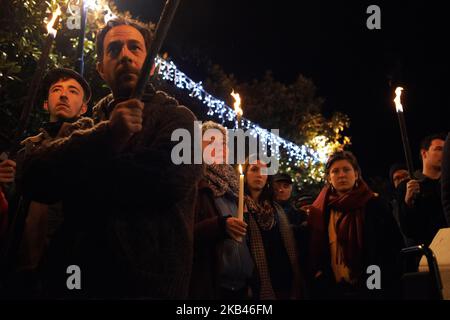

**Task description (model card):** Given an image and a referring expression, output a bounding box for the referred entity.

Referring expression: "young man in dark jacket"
[1,68,92,297]
[399,133,448,247]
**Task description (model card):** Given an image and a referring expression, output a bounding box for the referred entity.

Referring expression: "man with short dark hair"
[21,18,200,299]
[273,173,294,203]
[399,133,448,247]
[389,163,409,190]
[1,68,92,297]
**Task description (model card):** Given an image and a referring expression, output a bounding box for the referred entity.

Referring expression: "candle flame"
[239,164,243,175]
[46,5,62,38]
[231,90,243,117]
[394,87,404,112]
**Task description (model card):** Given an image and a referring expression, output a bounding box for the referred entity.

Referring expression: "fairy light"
[155,57,323,166]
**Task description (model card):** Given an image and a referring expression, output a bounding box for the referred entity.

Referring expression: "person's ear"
[96,61,105,80]
[421,148,427,160]
[43,100,49,112]
[80,102,88,116]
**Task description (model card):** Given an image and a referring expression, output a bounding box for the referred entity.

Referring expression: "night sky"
[115,0,449,180]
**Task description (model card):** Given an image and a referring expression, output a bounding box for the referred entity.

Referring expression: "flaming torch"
[231,89,243,129]
[75,0,87,75]
[3,5,61,267]
[393,87,415,176]
[11,5,62,153]
[74,0,117,75]
[131,0,182,100]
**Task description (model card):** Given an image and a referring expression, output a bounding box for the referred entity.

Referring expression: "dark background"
[115,0,449,180]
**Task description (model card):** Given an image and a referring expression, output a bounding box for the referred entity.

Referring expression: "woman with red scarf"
[308,151,403,299]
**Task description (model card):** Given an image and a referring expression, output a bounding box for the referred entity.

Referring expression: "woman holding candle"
[243,156,304,300]
[189,121,254,300]
[308,151,403,299]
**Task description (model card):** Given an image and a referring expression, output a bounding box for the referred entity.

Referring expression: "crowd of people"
[0,17,449,300]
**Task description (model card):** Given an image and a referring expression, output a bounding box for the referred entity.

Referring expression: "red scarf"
[308,180,375,278]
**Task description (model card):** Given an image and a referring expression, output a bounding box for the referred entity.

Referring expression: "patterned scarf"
[308,180,375,279]
[204,164,239,198]
[245,196,275,231]
[246,199,303,300]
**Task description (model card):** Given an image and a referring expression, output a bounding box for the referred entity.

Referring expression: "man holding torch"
[20,17,200,299]
[398,133,448,248]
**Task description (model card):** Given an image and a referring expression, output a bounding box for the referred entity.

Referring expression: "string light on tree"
[155,57,322,167]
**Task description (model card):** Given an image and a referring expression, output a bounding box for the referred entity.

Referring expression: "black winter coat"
[21,87,201,298]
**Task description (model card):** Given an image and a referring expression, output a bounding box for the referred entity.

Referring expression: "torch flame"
[85,0,98,9]
[75,0,117,24]
[46,5,62,38]
[394,87,404,112]
[231,90,243,117]
[104,7,117,24]
[239,164,243,175]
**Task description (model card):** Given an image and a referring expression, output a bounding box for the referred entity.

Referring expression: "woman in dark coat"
[243,158,304,300]
[189,122,254,299]
[307,151,404,299]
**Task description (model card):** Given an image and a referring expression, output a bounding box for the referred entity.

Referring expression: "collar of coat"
[20,117,94,146]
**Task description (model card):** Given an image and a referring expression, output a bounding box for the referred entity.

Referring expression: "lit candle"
[238,164,244,221]
[393,87,415,177]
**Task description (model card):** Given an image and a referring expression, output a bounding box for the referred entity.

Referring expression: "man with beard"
[21,18,200,298]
